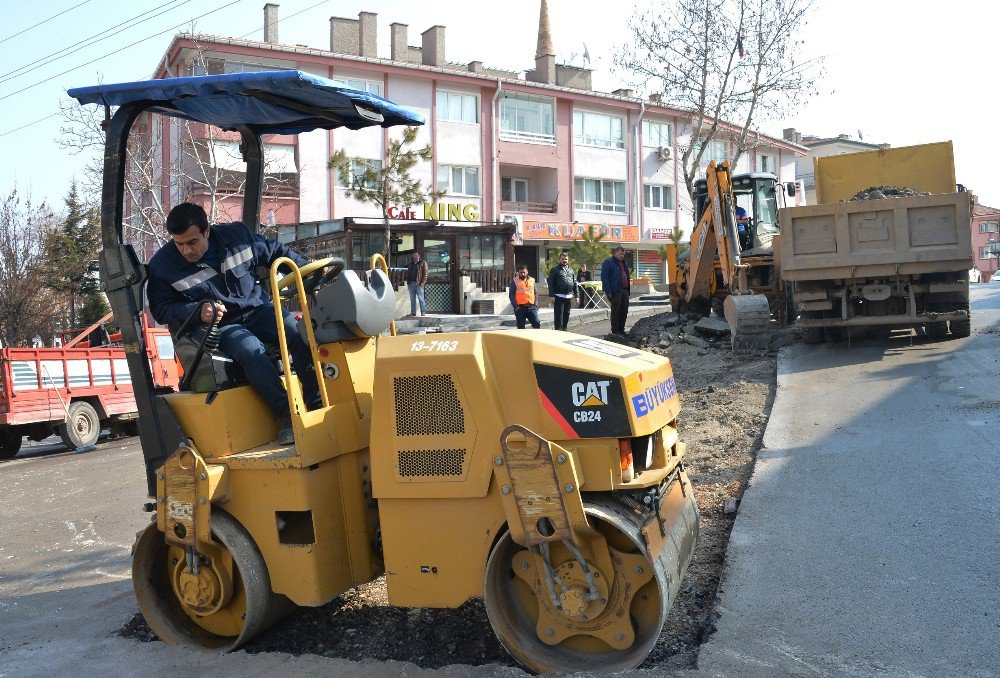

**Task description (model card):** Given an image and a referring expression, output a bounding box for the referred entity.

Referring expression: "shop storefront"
[516,220,666,285]
[280,218,515,313]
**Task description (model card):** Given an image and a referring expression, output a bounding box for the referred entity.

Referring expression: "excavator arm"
[667,162,772,349]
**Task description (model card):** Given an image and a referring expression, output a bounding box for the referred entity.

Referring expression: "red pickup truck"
[0,316,179,458]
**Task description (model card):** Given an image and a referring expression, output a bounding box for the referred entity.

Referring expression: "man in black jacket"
[547,252,577,331]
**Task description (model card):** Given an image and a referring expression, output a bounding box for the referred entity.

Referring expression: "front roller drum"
[723,293,772,351]
[484,494,699,674]
[132,509,290,651]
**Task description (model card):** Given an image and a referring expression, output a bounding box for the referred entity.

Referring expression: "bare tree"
[617,0,822,202]
[329,126,437,258]
[0,190,63,347]
[59,103,300,255]
[59,50,300,257]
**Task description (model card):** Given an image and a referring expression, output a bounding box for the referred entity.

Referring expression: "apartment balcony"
[499,164,560,218]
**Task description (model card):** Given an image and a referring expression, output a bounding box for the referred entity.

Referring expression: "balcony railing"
[499,200,556,214]
[499,129,556,145]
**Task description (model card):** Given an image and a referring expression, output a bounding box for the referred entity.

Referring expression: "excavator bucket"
[723,294,771,351]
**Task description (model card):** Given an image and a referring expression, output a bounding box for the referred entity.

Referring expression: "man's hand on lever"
[200,300,226,324]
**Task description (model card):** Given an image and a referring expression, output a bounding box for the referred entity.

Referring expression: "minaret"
[532,0,556,83]
[535,0,554,59]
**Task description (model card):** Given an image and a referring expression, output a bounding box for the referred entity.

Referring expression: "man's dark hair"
[613,245,625,253]
[517,264,528,271]
[166,202,209,235]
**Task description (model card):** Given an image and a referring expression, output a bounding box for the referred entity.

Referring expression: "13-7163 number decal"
[410,340,459,352]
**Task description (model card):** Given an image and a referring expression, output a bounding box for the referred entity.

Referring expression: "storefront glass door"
[422,237,455,313]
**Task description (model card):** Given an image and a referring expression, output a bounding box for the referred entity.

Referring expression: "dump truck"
[0,314,178,458]
[69,70,699,674]
[779,141,974,341]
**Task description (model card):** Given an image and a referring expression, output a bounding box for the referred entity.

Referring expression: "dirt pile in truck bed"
[120,311,780,674]
[850,186,931,201]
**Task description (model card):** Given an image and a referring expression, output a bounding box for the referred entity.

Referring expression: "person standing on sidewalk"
[508,264,540,329]
[600,246,631,335]
[406,251,429,316]
[547,252,577,331]
[576,262,593,308]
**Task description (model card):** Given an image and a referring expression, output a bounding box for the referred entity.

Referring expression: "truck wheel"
[950,319,971,338]
[0,427,22,459]
[56,402,101,450]
[925,322,948,340]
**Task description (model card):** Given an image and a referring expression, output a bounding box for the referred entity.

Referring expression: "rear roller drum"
[484,495,698,674]
[132,509,289,650]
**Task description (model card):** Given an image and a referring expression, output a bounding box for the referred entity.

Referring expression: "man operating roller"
[147,202,320,445]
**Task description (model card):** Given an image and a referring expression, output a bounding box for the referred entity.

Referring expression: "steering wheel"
[277,257,345,299]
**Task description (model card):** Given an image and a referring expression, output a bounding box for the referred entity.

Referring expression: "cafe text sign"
[385,202,480,221]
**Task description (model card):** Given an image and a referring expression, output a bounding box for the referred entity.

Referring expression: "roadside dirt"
[121,311,779,673]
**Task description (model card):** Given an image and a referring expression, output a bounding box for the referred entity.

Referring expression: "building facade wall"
[155,33,803,290]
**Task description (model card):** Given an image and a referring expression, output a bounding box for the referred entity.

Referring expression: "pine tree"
[43,182,102,328]
[329,126,440,258]
[566,227,612,275]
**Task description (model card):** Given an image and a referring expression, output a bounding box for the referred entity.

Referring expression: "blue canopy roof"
[68,70,424,135]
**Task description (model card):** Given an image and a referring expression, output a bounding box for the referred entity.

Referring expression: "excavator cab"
[694,172,781,255]
[70,70,700,674]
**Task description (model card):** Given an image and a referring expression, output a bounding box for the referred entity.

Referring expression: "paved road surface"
[697,284,1000,677]
[2,289,997,677]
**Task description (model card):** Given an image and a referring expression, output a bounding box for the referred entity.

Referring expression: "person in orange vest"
[508,264,540,329]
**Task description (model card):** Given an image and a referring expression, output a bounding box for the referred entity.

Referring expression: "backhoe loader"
[70,70,699,674]
[665,162,788,349]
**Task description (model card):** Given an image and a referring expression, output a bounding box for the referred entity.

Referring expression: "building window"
[982,245,998,259]
[502,177,529,202]
[643,184,674,210]
[331,77,382,97]
[574,178,626,213]
[499,92,555,144]
[573,110,625,149]
[757,153,777,174]
[642,120,672,148]
[437,165,481,196]
[335,158,382,189]
[979,220,999,234]
[458,234,505,270]
[694,139,728,164]
[436,91,478,123]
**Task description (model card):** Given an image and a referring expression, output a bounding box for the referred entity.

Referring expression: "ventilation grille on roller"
[394,374,465,436]
[397,449,467,478]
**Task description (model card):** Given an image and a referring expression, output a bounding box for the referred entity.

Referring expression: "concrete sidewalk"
[696,289,1000,677]
[395,297,670,334]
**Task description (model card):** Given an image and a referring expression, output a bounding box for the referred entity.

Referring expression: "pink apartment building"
[971,202,1000,282]
[143,2,804,313]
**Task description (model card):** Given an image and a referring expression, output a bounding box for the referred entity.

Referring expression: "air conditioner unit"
[657,146,672,162]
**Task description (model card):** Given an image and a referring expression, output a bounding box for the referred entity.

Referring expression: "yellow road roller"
[69,71,699,674]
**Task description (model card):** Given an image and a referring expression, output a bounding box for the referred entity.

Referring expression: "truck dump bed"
[779,192,973,281]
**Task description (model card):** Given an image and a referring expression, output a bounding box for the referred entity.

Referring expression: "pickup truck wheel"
[0,427,22,459]
[57,402,100,450]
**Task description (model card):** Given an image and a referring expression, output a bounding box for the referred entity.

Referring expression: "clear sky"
[1,0,995,212]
